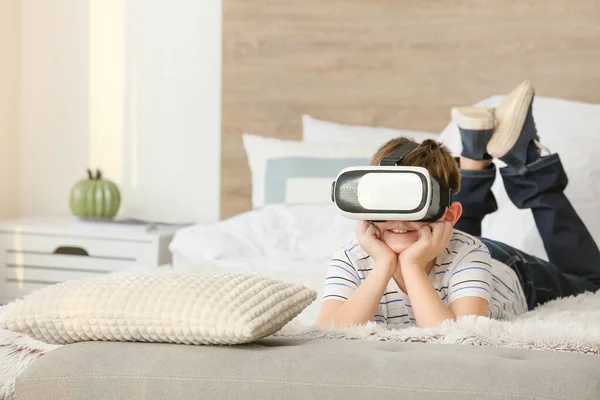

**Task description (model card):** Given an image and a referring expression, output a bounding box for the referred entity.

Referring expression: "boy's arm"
[399,222,489,328]
[445,245,493,319]
[317,260,394,328]
[401,265,488,328]
[401,265,455,328]
[317,221,398,328]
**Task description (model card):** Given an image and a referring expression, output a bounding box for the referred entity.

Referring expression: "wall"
[0,0,20,220]
[19,0,222,224]
[19,0,90,219]
[122,0,222,223]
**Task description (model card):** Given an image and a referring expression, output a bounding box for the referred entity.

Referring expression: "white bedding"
[169,203,356,263]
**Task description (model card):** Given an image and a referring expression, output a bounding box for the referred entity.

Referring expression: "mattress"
[16,338,600,400]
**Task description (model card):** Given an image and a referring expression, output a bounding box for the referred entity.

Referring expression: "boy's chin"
[384,239,416,254]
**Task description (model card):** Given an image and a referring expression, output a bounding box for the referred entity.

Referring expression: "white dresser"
[0,217,180,304]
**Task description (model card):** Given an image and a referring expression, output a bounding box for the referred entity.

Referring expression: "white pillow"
[439,96,600,260]
[243,133,379,209]
[0,273,317,345]
[302,114,440,145]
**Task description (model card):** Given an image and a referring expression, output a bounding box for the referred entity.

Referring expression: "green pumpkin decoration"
[70,169,121,219]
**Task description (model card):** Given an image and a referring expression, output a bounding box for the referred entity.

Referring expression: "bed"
[5,1,600,400]
[15,339,600,400]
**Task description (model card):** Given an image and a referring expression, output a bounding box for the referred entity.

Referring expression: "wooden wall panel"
[222,0,600,219]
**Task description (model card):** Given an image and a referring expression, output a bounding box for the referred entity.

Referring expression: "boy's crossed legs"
[452,81,600,310]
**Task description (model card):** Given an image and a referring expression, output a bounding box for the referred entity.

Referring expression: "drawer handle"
[53,246,89,257]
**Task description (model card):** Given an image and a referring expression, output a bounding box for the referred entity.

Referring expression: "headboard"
[222,0,600,219]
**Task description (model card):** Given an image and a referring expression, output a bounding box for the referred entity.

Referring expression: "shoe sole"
[487,81,534,158]
[451,107,495,130]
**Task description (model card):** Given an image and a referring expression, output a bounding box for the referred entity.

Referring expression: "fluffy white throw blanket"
[278,291,600,354]
[2,291,600,400]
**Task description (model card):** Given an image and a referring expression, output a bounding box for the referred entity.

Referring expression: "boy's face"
[372,220,432,253]
[371,202,463,254]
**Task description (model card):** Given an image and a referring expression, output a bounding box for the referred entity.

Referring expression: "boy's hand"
[355,221,397,276]
[399,222,453,270]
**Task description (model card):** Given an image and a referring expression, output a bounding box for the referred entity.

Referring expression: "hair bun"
[419,139,441,149]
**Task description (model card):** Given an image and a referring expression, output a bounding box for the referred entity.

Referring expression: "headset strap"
[378,141,454,221]
[379,142,419,166]
[420,184,453,222]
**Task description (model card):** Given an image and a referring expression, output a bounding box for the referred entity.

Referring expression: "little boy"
[317,81,600,329]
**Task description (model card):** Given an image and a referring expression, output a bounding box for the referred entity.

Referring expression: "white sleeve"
[446,245,493,305]
[321,246,362,303]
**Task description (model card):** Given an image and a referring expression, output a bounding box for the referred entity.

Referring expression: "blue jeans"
[454,154,600,310]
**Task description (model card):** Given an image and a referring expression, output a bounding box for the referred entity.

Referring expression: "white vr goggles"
[331,142,452,222]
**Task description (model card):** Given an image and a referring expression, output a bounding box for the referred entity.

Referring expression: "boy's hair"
[370,137,461,194]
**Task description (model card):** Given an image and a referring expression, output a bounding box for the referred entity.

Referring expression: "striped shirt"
[322,230,527,326]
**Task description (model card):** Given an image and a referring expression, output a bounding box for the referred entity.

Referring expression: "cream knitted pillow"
[0,273,317,345]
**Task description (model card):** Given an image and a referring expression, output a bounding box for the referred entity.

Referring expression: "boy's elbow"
[316,318,331,329]
[316,311,336,329]
[316,300,345,328]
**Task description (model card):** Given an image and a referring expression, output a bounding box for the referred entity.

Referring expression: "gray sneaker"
[487,81,544,171]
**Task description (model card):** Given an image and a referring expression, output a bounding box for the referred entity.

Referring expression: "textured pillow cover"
[0,273,317,345]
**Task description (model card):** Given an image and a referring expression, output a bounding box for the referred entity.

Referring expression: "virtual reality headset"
[330,142,452,222]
